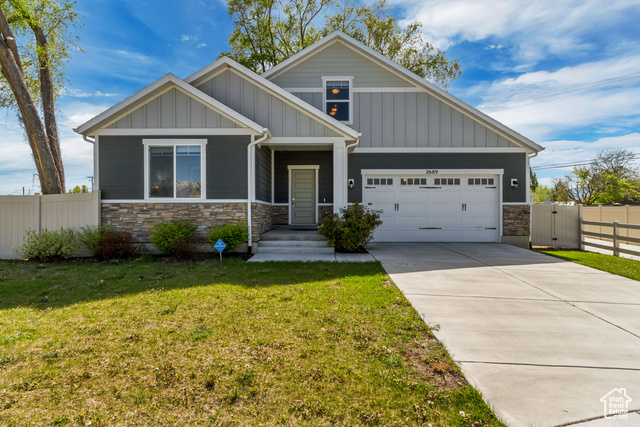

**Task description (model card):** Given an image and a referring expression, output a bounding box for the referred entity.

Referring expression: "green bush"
[317,201,382,252]
[78,226,144,260]
[14,228,80,261]
[207,222,248,253]
[78,226,107,257]
[150,220,197,255]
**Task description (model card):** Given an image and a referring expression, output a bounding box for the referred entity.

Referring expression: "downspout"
[247,129,271,251]
[344,133,361,207]
[83,135,95,144]
[527,151,538,205]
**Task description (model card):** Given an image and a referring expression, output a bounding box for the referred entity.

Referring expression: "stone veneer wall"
[319,205,333,223]
[101,203,247,243]
[272,205,334,226]
[272,206,289,225]
[503,205,531,236]
[251,203,272,243]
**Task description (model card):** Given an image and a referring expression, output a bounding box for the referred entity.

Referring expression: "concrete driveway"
[367,243,640,427]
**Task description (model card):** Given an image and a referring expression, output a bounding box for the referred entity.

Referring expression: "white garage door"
[363,174,500,242]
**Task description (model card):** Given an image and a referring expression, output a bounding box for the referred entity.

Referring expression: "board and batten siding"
[99,135,250,200]
[107,88,240,129]
[348,152,528,203]
[273,151,333,204]
[195,70,340,138]
[292,91,519,149]
[268,41,412,88]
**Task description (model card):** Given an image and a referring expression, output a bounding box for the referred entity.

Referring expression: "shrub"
[207,222,248,253]
[100,231,143,260]
[78,226,107,257]
[78,226,143,260]
[150,220,197,255]
[14,228,80,261]
[317,201,382,252]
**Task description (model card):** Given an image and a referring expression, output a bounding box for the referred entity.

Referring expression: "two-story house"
[74,31,543,251]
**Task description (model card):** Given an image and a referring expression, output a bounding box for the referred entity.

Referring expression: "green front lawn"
[0,259,502,426]
[537,250,640,281]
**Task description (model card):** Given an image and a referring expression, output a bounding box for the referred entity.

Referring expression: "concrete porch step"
[259,230,326,241]
[259,240,329,248]
[255,229,335,256]
[256,246,335,255]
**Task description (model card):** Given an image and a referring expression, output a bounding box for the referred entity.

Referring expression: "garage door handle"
[420,227,442,230]
[462,203,467,211]
[485,227,497,230]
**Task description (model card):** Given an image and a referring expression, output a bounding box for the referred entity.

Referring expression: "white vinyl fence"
[0,192,100,259]
[531,204,583,248]
[532,204,640,257]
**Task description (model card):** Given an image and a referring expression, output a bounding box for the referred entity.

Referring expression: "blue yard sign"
[214,239,226,261]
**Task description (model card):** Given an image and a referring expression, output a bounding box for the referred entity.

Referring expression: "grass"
[537,250,640,281]
[0,258,502,426]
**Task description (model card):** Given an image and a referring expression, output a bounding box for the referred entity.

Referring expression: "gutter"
[247,129,271,250]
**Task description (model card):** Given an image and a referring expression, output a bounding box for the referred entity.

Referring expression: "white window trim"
[322,76,353,125]
[143,138,207,202]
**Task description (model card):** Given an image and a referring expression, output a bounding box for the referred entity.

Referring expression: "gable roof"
[74,73,266,137]
[263,31,543,153]
[184,56,360,141]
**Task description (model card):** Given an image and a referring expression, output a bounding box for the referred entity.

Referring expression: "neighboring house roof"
[263,31,543,153]
[74,73,267,137]
[184,56,360,141]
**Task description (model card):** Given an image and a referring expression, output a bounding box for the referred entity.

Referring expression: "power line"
[532,153,640,170]
[482,71,640,113]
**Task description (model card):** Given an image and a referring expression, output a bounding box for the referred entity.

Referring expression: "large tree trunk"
[33,25,65,192]
[0,5,64,194]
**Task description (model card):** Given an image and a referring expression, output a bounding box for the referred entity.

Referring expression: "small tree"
[554,149,640,205]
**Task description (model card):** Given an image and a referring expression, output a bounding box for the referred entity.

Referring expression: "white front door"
[364,174,500,242]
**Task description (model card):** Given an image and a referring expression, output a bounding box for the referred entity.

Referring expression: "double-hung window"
[323,77,352,124]
[143,139,206,200]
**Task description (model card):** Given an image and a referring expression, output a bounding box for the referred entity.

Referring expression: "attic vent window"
[323,77,352,124]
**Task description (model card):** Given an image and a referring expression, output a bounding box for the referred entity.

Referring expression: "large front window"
[144,139,206,200]
[323,77,352,123]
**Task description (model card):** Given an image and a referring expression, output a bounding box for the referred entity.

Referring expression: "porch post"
[333,140,347,214]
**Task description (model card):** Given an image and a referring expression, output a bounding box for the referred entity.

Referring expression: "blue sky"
[2,0,640,194]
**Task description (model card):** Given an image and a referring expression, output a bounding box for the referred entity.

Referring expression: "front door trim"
[288,165,320,225]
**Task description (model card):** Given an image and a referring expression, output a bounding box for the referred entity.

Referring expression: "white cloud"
[180,34,198,42]
[394,0,640,64]
[0,102,109,195]
[63,89,118,98]
[197,43,207,48]
[467,55,640,141]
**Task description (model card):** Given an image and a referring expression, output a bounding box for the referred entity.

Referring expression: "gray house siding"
[207,135,249,199]
[268,41,412,88]
[195,70,341,138]
[99,135,249,200]
[107,88,240,129]
[348,153,527,203]
[273,151,333,204]
[255,146,272,202]
[291,90,519,149]
[99,136,145,200]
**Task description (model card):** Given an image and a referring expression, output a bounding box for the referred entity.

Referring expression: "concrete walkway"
[367,243,640,427]
[248,252,376,262]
